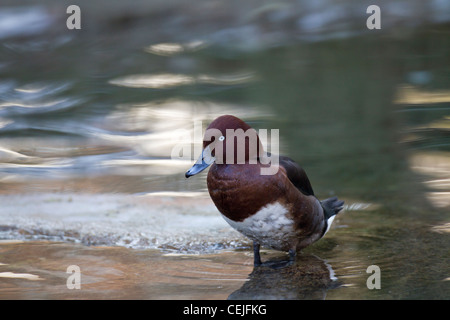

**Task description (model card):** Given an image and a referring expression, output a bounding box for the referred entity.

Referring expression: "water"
[0,0,449,299]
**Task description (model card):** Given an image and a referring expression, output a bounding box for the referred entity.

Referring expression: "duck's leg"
[253,241,262,266]
[288,248,297,262]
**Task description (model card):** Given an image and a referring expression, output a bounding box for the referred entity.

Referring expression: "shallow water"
[0,0,449,299]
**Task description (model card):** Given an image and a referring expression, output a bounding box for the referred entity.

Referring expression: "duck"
[185,115,344,266]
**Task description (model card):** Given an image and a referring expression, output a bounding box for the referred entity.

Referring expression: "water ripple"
[108,71,256,89]
[0,81,84,116]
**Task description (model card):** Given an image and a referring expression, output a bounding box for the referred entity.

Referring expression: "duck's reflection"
[228,254,340,300]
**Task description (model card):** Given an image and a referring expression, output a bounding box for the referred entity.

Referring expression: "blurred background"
[0,0,449,299]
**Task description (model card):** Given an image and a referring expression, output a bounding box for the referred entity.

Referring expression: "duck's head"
[185,115,264,178]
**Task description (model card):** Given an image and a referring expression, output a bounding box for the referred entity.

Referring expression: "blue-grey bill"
[185,161,211,178]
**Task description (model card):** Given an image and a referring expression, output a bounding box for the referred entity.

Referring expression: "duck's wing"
[279,155,315,196]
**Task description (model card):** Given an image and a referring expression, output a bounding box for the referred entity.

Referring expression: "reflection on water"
[409,152,450,208]
[145,41,208,56]
[229,254,339,300]
[0,0,449,299]
[0,81,81,116]
[0,6,54,40]
[109,72,256,88]
[395,85,450,105]
[0,241,253,299]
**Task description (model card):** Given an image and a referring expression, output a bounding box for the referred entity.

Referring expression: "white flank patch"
[323,215,336,236]
[221,202,295,250]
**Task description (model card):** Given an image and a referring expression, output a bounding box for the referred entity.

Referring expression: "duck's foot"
[253,243,298,268]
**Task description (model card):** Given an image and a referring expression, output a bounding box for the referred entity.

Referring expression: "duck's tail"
[320,196,344,237]
[321,196,345,220]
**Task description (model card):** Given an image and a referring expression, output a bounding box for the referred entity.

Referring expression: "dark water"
[0,1,449,299]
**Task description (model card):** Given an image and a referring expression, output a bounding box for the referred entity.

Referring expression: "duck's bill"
[185,161,211,178]
[185,146,215,178]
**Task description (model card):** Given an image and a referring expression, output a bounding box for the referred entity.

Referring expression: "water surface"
[0,0,449,299]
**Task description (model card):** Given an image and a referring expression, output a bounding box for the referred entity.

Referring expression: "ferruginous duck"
[185,115,344,266]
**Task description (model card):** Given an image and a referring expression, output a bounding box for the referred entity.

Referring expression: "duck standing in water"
[186,115,344,266]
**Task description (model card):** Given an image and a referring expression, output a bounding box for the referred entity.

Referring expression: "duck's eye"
[219,136,225,141]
